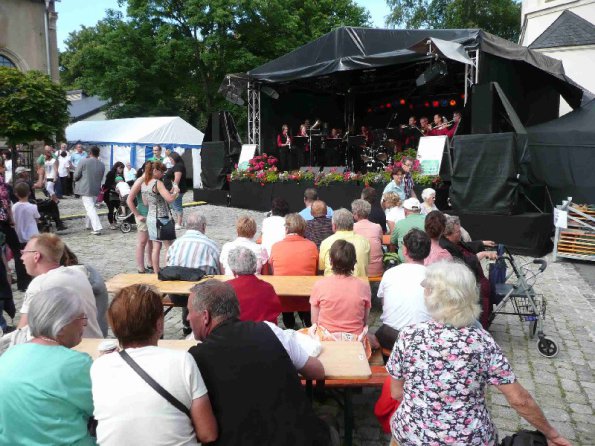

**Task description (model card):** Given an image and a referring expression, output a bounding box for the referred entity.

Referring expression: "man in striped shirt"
[167,211,221,334]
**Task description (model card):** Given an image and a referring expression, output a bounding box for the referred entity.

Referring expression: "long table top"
[106,273,366,297]
[74,339,371,380]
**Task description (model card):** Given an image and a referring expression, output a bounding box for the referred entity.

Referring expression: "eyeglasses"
[20,249,38,255]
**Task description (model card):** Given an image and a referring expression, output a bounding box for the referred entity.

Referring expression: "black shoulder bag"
[152,180,176,241]
[119,350,191,418]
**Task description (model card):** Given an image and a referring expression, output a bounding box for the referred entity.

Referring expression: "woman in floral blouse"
[386,261,570,446]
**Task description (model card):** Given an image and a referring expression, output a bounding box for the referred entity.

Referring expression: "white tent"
[65,116,204,188]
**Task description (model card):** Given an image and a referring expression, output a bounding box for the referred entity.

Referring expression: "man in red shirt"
[227,246,281,324]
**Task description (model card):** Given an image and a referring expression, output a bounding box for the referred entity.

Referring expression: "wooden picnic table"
[74,339,371,380]
[106,273,371,312]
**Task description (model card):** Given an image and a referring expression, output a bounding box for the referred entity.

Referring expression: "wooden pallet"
[557,230,595,255]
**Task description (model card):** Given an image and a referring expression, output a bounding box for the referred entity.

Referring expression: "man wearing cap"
[390,197,426,263]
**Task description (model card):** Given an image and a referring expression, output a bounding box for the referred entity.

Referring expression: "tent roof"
[527,98,595,142]
[243,27,588,106]
[65,117,204,147]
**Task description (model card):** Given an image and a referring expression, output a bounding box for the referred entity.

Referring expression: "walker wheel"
[537,338,558,358]
[120,222,132,233]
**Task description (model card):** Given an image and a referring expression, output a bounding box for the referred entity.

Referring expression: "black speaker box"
[200,141,227,189]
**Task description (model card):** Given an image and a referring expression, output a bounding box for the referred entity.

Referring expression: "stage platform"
[195,183,553,257]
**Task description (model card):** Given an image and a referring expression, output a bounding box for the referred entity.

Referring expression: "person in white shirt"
[3,151,12,184]
[371,228,432,351]
[382,192,405,234]
[123,162,137,183]
[57,144,72,196]
[220,216,267,276]
[91,284,217,446]
[114,176,131,215]
[17,233,103,338]
[260,197,289,259]
[12,183,39,245]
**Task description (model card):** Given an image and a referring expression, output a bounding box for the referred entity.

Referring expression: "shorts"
[171,194,183,214]
[45,180,56,197]
[135,214,148,232]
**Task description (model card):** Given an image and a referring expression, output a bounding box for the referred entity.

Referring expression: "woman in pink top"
[308,240,372,357]
[423,210,452,265]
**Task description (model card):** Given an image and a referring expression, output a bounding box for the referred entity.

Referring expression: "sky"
[55,0,391,51]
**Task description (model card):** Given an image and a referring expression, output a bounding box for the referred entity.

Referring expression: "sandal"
[137,269,146,274]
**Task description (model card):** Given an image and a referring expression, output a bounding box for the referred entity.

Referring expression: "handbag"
[153,180,176,241]
[158,266,208,281]
[119,350,191,418]
[499,430,548,446]
[97,185,108,202]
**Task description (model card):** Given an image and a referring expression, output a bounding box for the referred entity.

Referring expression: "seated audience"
[61,245,110,337]
[270,213,318,329]
[298,188,333,221]
[304,200,334,249]
[440,215,496,328]
[227,247,281,324]
[387,261,570,446]
[167,211,221,335]
[0,287,95,445]
[382,192,405,234]
[17,233,103,338]
[423,210,452,266]
[220,215,267,276]
[308,240,372,357]
[372,229,431,351]
[187,280,334,446]
[361,186,387,233]
[261,197,290,257]
[319,208,370,277]
[352,199,384,276]
[390,198,426,263]
[420,187,438,215]
[91,284,217,445]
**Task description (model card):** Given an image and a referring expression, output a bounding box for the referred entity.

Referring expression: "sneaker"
[91,230,102,235]
[175,224,183,230]
[56,223,68,231]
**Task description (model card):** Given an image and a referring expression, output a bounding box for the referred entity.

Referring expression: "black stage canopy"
[526,99,595,205]
[240,27,588,108]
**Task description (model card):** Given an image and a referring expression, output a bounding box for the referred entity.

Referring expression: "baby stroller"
[489,247,557,358]
[111,191,136,233]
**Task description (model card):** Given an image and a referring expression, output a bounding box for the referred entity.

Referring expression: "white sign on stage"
[238,144,258,171]
[553,208,568,229]
[416,136,448,176]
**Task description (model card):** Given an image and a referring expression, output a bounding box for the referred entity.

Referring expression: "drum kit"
[359,129,399,172]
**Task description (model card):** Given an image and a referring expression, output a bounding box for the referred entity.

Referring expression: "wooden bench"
[301,365,388,445]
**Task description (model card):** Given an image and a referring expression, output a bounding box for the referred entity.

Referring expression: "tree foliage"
[60,0,370,132]
[0,67,69,146]
[385,0,522,42]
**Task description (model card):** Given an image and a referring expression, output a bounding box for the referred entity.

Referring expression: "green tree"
[60,1,370,133]
[0,67,69,146]
[385,0,522,42]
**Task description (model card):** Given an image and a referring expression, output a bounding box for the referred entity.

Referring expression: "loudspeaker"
[200,142,227,189]
[471,83,495,134]
[415,61,448,87]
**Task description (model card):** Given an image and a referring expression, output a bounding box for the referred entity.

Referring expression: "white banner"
[417,136,447,176]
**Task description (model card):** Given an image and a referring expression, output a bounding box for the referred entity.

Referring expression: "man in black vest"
[187,279,335,446]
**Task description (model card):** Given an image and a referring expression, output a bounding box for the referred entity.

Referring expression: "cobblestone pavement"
[8,193,595,445]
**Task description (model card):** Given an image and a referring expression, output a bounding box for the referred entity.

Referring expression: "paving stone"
[569,403,594,415]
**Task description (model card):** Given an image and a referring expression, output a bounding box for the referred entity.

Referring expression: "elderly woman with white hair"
[0,287,95,445]
[420,187,438,215]
[386,261,570,446]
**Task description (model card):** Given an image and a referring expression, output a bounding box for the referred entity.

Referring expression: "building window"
[0,55,16,68]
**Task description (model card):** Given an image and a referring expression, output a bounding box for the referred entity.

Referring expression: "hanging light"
[399,99,406,105]
[424,101,430,108]
[441,99,448,107]
[450,99,457,107]
[432,100,439,107]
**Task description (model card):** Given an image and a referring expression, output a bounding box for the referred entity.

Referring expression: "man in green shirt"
[391,198,426,262]
[148,145,164,162]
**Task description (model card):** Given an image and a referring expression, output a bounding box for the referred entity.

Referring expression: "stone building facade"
[0,0,59,81]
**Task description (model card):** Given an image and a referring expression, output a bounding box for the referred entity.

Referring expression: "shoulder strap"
[119,350,191,418]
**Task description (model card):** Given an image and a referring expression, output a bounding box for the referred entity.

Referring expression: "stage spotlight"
[432,100,439,107]
[399,99,406,105]
[261,85,279,99]
[441,99,448,107]
[386,103,392,108]
[415,60,448,87]
[409,104,414,109]
[460,93,465,99]
[424,101,430,107]
[380,104,385,109]
[367,108,372,113]
[450,99,457,106]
